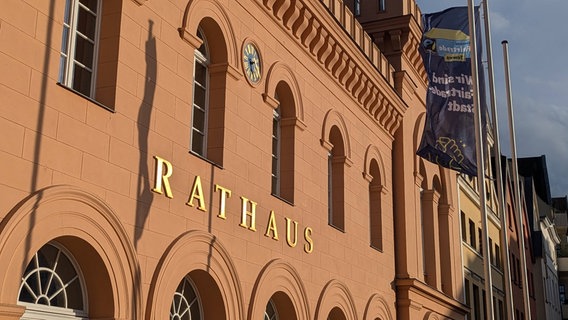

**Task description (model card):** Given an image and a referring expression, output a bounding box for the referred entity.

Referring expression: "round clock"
[242,41,262,84]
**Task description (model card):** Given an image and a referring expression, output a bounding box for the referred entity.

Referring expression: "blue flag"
[416,6,486,176]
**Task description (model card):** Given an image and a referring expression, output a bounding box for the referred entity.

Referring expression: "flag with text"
[416,6,486,176]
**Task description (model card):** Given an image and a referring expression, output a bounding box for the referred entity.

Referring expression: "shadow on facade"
[23,0,55,274]
[133,20,157,320]
[135,20,157,249]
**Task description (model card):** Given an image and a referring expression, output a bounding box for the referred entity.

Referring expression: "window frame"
[264,299,279,320]
[271,105,282,197]
[378,0,386,12]
[59,0,102,99]
[354,0,361,16]
[18,242,88,320]
[170,276,203,320]
[190,29,210,158]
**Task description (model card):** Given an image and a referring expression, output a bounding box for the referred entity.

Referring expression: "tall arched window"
[328,126,346,231]
[369,159,382,250]
[170,277,202,320]
[191,29,209,158]
[270,82,296,203]
[18,242,87,319]
[271,104,281,196]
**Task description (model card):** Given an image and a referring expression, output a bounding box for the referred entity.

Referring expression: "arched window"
[18,242,87,319]
[270,82,296,203]
[264,299,279,320]
[170,277,202,320]
[271,104,282,196]
[328,126,346,231]
[328,306,347,320]
[191,28,209,158]
[369,159,382,250]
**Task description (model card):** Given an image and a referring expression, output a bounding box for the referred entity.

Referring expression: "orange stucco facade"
[0,0,467,319]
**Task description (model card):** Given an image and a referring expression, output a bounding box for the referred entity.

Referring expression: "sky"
[416,0,568,199]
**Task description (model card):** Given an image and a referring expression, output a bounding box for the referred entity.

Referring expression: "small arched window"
[270,82,296,203]
[18,242,87,319]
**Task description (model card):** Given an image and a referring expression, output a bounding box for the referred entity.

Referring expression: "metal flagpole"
[481,1,515,318]
[502,39,532,320]
[467,1,494,318]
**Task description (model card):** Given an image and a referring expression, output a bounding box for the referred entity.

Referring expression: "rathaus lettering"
[151,156,314,253]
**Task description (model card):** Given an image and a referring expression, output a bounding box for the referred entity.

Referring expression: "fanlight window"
[264,299,278,320]
[18,242,87,319]
[170,277,202,320]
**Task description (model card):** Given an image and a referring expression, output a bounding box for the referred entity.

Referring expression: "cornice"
[363,15,427,85]
[255,0,406,138]
[395,278,469,315]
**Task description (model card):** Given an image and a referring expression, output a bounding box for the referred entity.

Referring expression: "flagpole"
[481,0,515,318]
[502,39,532,319]
[467,1,494,319]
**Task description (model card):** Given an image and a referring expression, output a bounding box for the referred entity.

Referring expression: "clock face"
[243,42,261,84]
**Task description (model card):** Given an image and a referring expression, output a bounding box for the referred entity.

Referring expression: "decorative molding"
[147,230,245,320]
[315,279,358,320]
[0,185,141,319]
[247,259,310,320]
[254,0,406,137]
[363,294,394,320]
[0,303,25,320]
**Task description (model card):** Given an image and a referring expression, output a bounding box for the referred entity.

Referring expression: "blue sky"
[416,0,568,199]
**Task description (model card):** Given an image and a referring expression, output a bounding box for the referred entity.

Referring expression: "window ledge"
[57,83,115,113]
[370,244,384,253]
[188,151,224,169]
[328,223,346,233]
[271,193,294,207]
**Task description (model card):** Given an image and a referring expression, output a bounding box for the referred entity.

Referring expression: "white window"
[271,105,281,196]
[59,0,102,98]
[18,242,88,320]
[171,277,202,320]
[264,299,278,320]
[191,29,209,157]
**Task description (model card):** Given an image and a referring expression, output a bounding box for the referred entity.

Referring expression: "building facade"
[458,170,507,320]
[552,196,568,319]
[518,157,562,320]
[0,0,469,320]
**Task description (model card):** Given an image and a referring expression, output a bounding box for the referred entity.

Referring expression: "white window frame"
[170,276,203,320]
[190,29,210,157]
[264,299,279,320]
[59,0,102,98]
[271,105,281,196]
[18,242,88,320]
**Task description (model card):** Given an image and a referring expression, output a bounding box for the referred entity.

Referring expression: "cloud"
[487,11,510,32]
[416,0,568,197]
[499,97,568,196]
